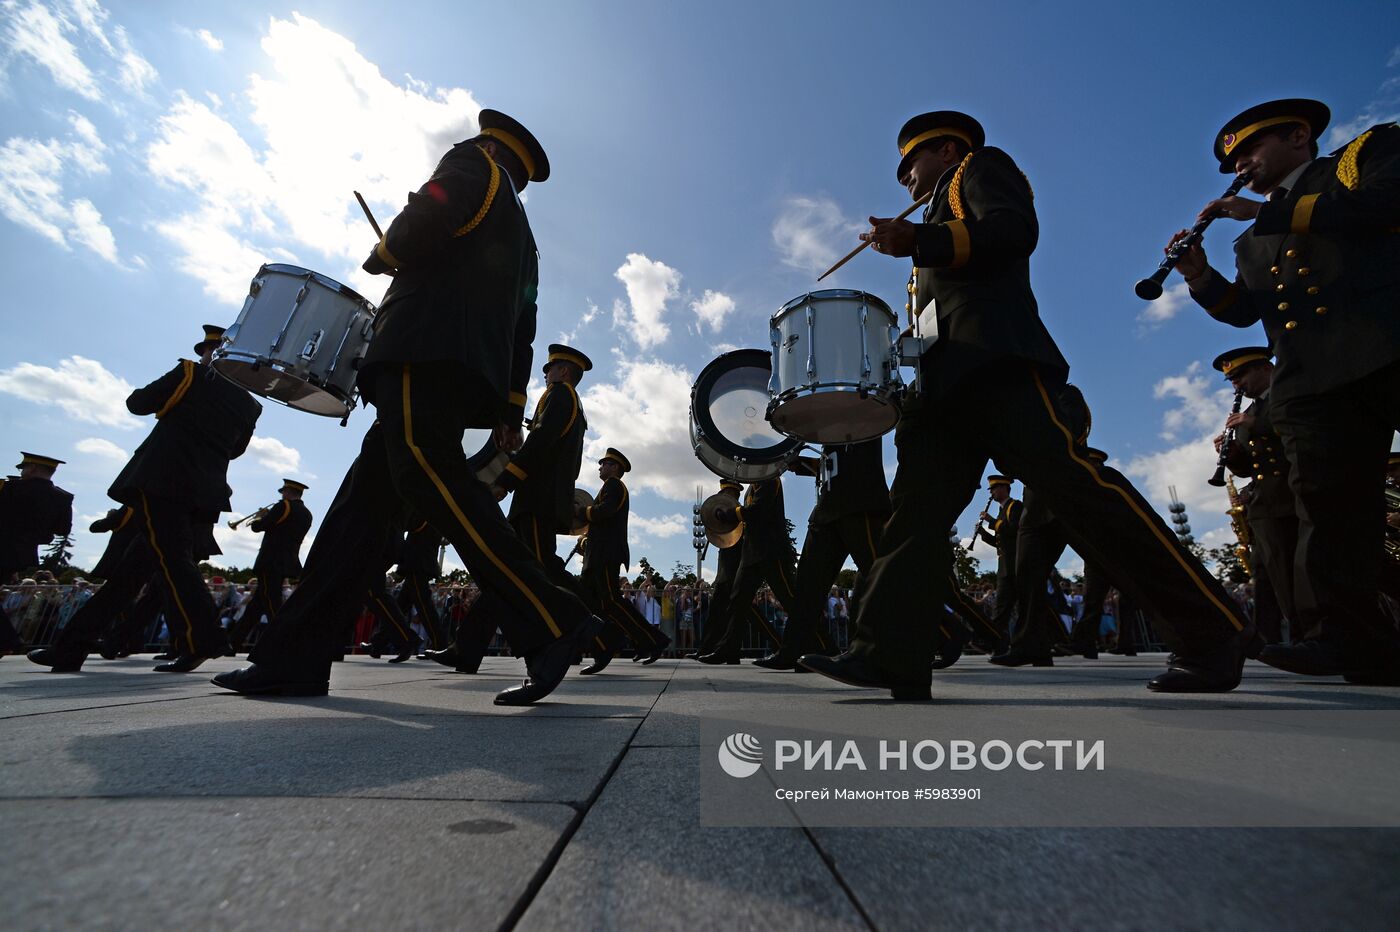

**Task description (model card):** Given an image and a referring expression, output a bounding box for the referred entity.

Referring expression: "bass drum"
[690,349,801,482]
[463,428,510,485]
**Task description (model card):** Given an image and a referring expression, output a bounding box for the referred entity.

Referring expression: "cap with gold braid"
[600,448,631,473]
[194,324,226,355]
[1211,346,1274,378]
[280,479,309,492]
[542,343,593,375]
[1214,98,1329,173]
[478,109,550,183]
[17,452,64,471]
[896,110,985,180]
[986,474,1012,489]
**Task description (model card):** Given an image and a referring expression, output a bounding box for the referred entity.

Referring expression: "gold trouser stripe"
[1030,369,1243,631]
[401,367,562,638]
[1291,193,1319,234]
[257,572,278,620]
[138,492,197,653]
[531,516,543,561]
[605,572,653,643]
[863,513,878,565]
[947,576,1000,640]
[156,360,195,419]
[946,219,971,268]
[939,623,951,640]
[372,593,412,641]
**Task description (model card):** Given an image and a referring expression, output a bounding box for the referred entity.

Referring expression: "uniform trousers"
[944,576,1003,646]
[228,569,284,650]
[55,493,225,658]
[781,513,885,656]
[713,555,796,652]
[1270,361,1400,656]
[1008,489,1088,656]
[1070,562,1111,649]
[848,363,1246,682]
[1247,513,1298,643]
[366,578,419,652]
[581,560,667,653]
[397,569,445,649]
[250,364,592,678]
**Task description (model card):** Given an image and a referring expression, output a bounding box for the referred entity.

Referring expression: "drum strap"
[452,149,502,238]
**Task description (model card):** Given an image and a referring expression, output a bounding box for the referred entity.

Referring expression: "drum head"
[690,349,800,481]
[211,355,350,417]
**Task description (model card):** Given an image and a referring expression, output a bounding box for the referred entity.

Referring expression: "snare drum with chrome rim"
[766,289,901,444]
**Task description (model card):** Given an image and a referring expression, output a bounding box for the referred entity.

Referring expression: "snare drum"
[213,264,377,419]
[767,289,901,444]
[690,349,801,482]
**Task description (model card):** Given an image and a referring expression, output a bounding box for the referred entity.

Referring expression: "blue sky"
[1,0,1397,578]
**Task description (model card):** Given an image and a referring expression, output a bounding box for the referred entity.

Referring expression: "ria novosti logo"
[717,733,763,778]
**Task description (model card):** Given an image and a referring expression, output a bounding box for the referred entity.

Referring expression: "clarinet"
[1135,172,1254,300]
[968,492,995,551]
[1208,388,1245,487]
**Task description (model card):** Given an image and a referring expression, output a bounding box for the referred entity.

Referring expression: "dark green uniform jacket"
[1223,394,1294,519]
[736,478,794,567]
[978,497,1022,563]
[910,146,1069,398]
[0,476,73,572]
[251,499,312,577]
[582,476,630,572]
[110,360,261,513]
[362,142,535,425]
[809,440,891,525]
[1192,123,1400,402]
[498,381,586,533]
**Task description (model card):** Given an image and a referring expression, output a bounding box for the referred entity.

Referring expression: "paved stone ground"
[2,653,1398,931]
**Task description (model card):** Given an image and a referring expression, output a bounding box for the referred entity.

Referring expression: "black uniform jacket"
[1193,123,1400,402]
[251,499,312,576]
[809,440,891,525]
[978,498,1022,562]
[0,476,73,572]
[736,478,794,567]
[89,506,139,579]
[582,476,630,572]
[1223,395,1294,520]
[110,360,261,513]
[910,146,1069,398]
[499,381,586,533]
[362,142,536,425]
[397,520,442,579]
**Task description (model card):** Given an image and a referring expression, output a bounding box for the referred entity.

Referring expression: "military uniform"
[41,351,262,669]
[458,345,593,664]
[0,455,73,650]
[806,110,1248,698]
[580,449,668,656]
[766,441,888,664]
[1190,101,1400,669]
[702,476,798,659]
[395,519,446,649]
[975,477,1021,639]
[239,114,599,699]
[230,482,313,650]
[695,481,769,656]
[1214,348,1297,645]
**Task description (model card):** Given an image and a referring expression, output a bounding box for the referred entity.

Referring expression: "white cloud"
[212,523,262,563]
[145,13,482,305]
[1326,73,1400,148]
[75,436,126,461]
[628,513,688,544]
[613,253,680,349]
[1151,362,1232,443]
[0,355,139,428]
[1136,281,1193,331]
[195,28,223,52]
[579,357,716,502]
[557,300,599,344]
[112,25,155,94]
[0,111,119,262]
[691,289,735,334]
[245,435,305,476]
[4,1,101,99]
[771,195,862,275]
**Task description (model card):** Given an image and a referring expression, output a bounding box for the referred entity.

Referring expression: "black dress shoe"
[1107,647,1138,656]
[1064,641,1099,660]
[98,640,121,661]
[1258,640,1352,677]
[1147,626,1251,693]
[799,651,931,700]
[988,649,1053,667]
[580,649,614,675]
[388,636,423,664]
[358,641,383,659]
[426,646,459,668]
[152,651,177,661]
[211,664,329,696]
[640,634,670,665]
[27,647,85,673]
[495,616,605,705]
[753,652,797,671]
[154,652,221,673]
[697,648,741,665]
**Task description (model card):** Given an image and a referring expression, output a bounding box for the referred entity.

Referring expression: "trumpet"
[1135,172,1253,300]
[228,506,271,530]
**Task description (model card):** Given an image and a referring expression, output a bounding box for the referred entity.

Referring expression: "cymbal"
[700,491,743,549]
[570,488,594,536]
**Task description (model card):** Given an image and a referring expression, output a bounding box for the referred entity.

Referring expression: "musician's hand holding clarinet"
[1163,185,1265,288]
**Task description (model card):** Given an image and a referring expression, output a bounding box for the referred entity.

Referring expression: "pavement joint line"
[0,793,593,806]
[0,693,225,720]
[800,824,880,932]
[497,662,680,932]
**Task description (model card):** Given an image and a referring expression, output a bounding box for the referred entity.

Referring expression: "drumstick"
[354,191,383,239]
[816,192,932,282]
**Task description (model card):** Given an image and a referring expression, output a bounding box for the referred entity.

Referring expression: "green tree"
[1206,545,1249,584]
[40,534,73,572]
[835,568,858,590]
[951,541,981,590]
